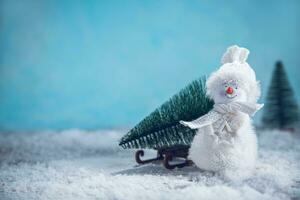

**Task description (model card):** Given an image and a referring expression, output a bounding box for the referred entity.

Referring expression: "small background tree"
[262,61,300,130]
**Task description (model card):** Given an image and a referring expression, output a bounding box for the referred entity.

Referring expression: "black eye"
[235,87,238,89]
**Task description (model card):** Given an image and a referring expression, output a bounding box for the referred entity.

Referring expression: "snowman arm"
[179,111,220,129]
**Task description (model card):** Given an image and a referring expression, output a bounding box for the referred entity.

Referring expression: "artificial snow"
[0,129,299,200]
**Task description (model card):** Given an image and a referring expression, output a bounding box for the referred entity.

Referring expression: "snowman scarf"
[180,102,264,133]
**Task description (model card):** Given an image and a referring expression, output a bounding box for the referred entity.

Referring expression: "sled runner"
[135,144,192,169]
[119,78,213,169]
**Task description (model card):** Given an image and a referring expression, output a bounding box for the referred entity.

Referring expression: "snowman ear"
[221,45,249,64]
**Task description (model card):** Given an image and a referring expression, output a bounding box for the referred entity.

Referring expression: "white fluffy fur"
[206,45,261,104]
[189,45,261,180]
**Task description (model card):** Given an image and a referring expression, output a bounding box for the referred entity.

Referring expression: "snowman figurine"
[180,45,263,179]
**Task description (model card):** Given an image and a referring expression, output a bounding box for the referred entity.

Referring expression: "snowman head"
[206,45,261,104]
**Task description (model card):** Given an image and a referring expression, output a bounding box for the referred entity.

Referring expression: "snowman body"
[188,110,257,176]
[180,45,263,179]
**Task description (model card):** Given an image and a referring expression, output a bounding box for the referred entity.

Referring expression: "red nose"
[226,87,234,94]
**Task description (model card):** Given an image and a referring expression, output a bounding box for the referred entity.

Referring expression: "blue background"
[0,0,299,130]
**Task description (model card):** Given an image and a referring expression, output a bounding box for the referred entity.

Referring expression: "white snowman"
[180,45,263,179]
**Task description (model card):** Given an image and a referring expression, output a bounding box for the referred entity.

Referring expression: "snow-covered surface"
[0,129,299,200]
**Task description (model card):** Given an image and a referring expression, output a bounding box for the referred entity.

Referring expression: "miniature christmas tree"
[119,77,214,149]
[262,61,300,130]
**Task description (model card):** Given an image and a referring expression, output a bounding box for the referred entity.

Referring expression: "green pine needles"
[262,61,300,129]
[119,77,214,149]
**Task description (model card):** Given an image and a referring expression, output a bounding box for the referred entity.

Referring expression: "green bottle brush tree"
[119,77,214,150]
